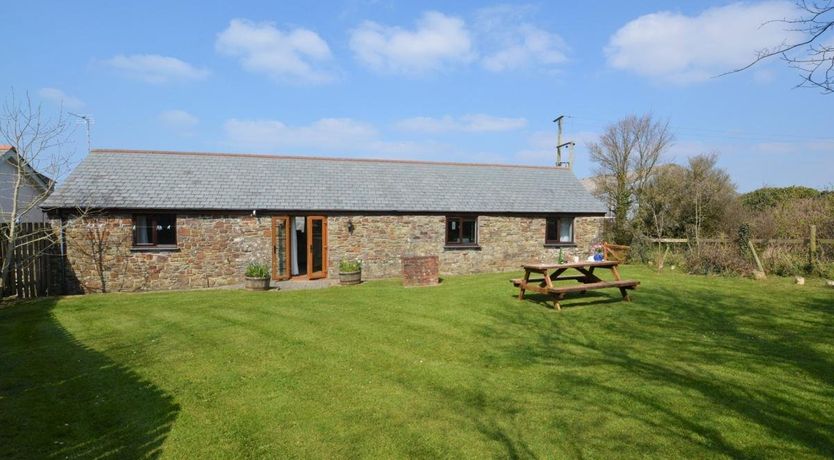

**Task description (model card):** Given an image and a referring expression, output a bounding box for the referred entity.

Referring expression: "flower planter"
[339,270,362,285]
[245,276,270,290]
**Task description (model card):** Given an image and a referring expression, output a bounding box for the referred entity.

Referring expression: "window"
[545,216,574,245]
[133,214,177,247]
[445,216,478,247]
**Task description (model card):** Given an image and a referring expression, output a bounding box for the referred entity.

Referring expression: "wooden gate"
[0,223,54,299]
[603,242,630,263]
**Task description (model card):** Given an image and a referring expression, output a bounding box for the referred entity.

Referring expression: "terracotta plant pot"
[339,270,362,285]
[245,276,270,290]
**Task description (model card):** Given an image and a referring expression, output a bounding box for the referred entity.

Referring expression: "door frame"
[271,215,291,281]
[306,215,327,280]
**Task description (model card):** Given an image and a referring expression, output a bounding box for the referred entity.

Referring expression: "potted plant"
[244,262,270,290]
[339,258,362,285]
[592,244,605,261]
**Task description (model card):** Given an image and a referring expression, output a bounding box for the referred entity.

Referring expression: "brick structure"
[401,256,439,287]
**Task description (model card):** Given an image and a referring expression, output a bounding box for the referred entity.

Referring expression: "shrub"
[627,234,654,264]
[746,197,832,240]
[741,186,820,212]
[645,246,685,269]
[684,244,752,276]
[339,259,362,272]
[814,244,834,279]
[245,262,270,278]
[816,262,834,280]
[759,245,807,277]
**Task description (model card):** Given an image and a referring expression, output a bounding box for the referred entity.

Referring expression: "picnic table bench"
[511,260,639,311]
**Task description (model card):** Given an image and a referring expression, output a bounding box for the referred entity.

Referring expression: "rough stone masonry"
[58,213,603,293]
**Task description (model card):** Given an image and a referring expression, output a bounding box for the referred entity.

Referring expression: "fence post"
[809,224,817,266]
[747,239,765,277]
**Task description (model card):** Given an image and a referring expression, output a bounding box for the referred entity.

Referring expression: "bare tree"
[588,114,673,244]
[684,154,736,249]
[0,91,75,295]
[63,212,130,293]
[724,0,834,93]
[638,163,688,241]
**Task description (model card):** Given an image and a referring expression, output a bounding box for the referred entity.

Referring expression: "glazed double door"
[271,216,327,280]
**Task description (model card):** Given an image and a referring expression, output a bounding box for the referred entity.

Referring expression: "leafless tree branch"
[719,0,834,93]
[0,89,79,296]
[588,114,674,244]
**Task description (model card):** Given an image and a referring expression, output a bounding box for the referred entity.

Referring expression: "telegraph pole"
[553,115,574,169]
[554,115,564,165]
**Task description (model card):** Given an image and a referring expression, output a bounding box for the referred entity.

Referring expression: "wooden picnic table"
[511,260,639,311]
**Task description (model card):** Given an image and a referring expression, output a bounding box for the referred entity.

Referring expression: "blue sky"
[5,0,832,192]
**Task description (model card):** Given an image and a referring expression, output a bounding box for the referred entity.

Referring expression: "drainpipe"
[58,209,66,295]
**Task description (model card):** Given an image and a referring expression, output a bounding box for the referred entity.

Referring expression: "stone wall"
[327,215,604,279]
[61,213,271,292]
[58,212,603,292]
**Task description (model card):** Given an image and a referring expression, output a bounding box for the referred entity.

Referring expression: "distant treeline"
[586,113,833,277]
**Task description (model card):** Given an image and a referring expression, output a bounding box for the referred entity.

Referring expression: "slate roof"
[41,149,607,214]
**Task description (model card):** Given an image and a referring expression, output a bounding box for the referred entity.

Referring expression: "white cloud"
[104,54,210,84]
[658,138,834,190]
[650,136,834,162]
[395,114,526,133]
[753,68,776,84]
[225,118,376,151]
[216,19,334,84]
[515,130,557,163]
[223,117,437,157]
[606,1,802,83]
[158,110,199,131]
[38,87,84,110]
[806,139,834,152]
[349,11,474,74]
[475,5,568,72]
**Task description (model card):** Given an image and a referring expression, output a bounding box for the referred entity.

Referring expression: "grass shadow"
[512,290,624,311]
[483,271,834,457]
[0,297,180,459]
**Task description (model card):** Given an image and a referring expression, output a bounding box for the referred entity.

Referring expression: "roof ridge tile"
[91,148,568,171]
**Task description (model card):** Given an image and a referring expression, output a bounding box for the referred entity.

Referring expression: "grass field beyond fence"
[1,267,833,458]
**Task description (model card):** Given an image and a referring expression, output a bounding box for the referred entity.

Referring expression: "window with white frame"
[545,216,574,245]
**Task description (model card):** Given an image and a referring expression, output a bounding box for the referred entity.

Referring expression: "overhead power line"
[563,115,834,144]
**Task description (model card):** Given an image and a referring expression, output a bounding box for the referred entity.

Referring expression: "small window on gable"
[133,214,177,247]
[545,216,574,245]
[446,216,478,247]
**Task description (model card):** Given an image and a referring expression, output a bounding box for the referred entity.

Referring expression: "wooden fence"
[649,238,834,245]
[649,225,833,265]
[0,222,55,299]
[602,242,630,262]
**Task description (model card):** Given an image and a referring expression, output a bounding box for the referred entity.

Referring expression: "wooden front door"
[306,216,327,280]
[271,216,291,281]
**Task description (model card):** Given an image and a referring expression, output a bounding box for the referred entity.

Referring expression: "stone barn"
[41,149,607,292]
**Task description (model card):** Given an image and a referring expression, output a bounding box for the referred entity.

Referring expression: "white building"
[0,146,53,223]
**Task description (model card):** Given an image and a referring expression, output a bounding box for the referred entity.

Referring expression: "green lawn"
[1,266,833,459]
